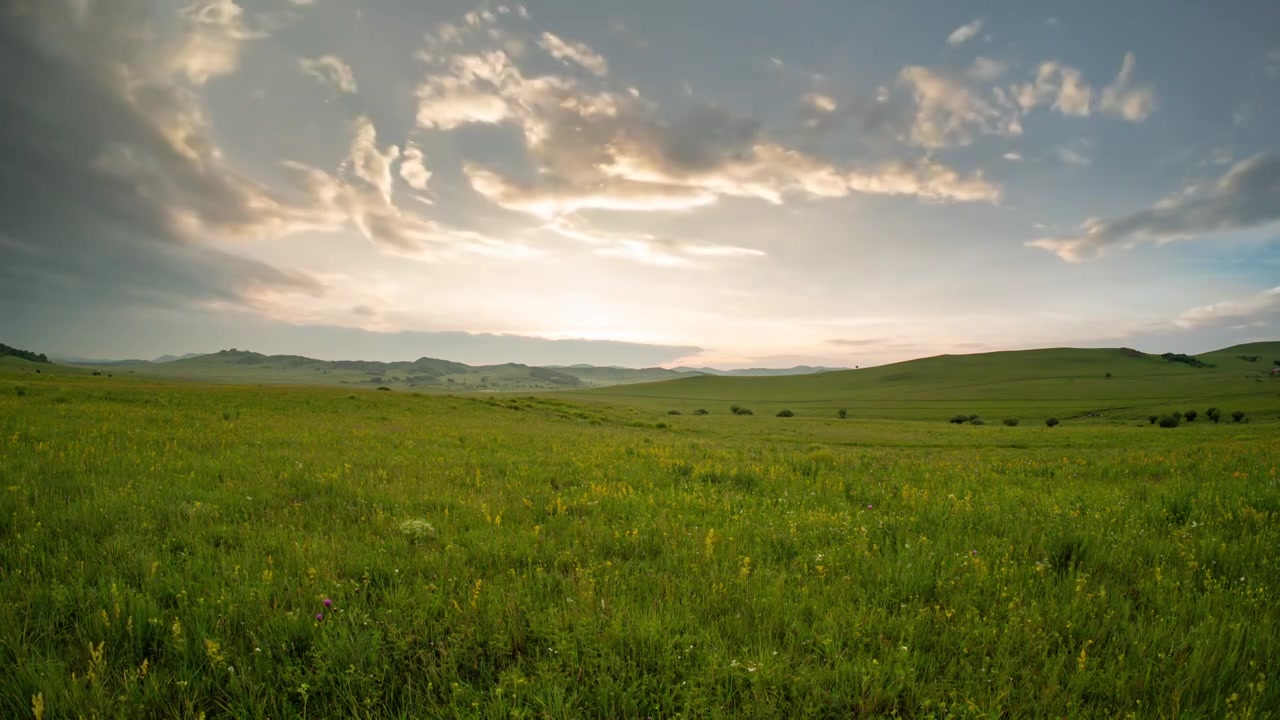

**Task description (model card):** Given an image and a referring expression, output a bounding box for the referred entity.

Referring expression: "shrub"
[1003,418,1019,426]
[837,408,848,419]
[655,422,669,429]
[1158,415,1179,428]
[1208,410,1221,423]
[1232,410,1245,422]
[667,410,682,415]
[1148,415,1158,424]
[968,414,980,422]
[92,371,101,376]
[14,386,26,397]
[776,409,795,418]
[971,418,986,425]
[376,386,391,391]
[1045,418,1060,427]
[949,415,968,424]
[1171,411,1182,421]
[1206,407,1219,416]
[693,409,709,415]
[729,405,741,414]
[732,407,754,416]
[1105,372,1112,378]
[1184,410,1198,422]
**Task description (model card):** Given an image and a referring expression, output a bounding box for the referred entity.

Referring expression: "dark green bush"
[1148,415,1158,424]
[376,386,391,391]
[1184,410,1198,422]
[667,410,682,415]
[1045,418,1060,427]
[693,409,709,415]
[949,415,968,424]
[1159,415,1179,428]
[837,408,848,419]
[1003,418,1019,427]
[1232,411,1245,422]
[971,418,986,426]
[776,409,794,418]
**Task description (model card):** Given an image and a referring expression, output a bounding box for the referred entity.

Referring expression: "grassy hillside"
[2,367,1278,717]
[575,345,1280,423]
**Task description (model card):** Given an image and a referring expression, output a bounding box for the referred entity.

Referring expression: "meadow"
[2,360,1279,718]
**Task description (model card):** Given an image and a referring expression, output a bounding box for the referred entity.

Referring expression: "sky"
[0,0,1278,368]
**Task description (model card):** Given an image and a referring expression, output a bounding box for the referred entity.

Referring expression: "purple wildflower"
[323,598,333,608]
[315,613,324,622]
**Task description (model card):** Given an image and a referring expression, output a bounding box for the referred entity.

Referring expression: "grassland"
[2,357,1279,719]
[574,343,1280,424]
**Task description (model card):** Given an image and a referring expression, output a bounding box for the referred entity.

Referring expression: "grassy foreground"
[2,370,1279,718]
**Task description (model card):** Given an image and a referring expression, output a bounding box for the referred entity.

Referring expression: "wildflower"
[867,504,873,510]
[315,613,324,622]
[323,598,333,608]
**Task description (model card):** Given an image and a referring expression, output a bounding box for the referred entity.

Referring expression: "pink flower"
[323,598,333,608]
[315,613,324,622]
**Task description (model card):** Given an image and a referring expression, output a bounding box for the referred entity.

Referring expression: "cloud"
[1015,62,1092,116]
[538,32,608,76]
[968,57,1008,82]
[1003,152,1023,161]
[300,54,357,93]
[802,93,838,113]
[399,143,432,191]
[1057,148,1090,166]
[1264,48,1280,79]
[1028,151,1280,260]
[827,338,888,347]
[545,217,765,267]
[899,65,1020,147]
[1175,287,1280,329]
[947,19,984,46]
[416,44,1000,213]
[1099,53,1157,122]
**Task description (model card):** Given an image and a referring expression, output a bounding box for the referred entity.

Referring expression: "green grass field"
[573,343,1280,423]
[2,348,1279,718]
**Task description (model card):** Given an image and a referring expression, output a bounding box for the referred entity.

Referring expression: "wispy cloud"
[1099,53,1158,121]
[1175,287,1280,329]
[300,54,357,93]
[538,32,609,76]
[1029,151,1280,260]
[946,19,984,46]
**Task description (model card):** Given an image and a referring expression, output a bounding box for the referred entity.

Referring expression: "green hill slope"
[573,345,1280,422]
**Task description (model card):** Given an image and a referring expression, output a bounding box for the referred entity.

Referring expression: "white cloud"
[1014,62,1092,116]
[899,65,1018,147]
[545,217,765,268]
[1057,148,1090,166]
[1099,53,1157,122]
[538,32,608,76]
[399,143,432,190]
[300,54,357,93]
[345,117,399,204]
[1175,287,1280,329]
[416,44,1002,214]
[1003,152,1023,161]
[968,57,1008,82]
[1264,48,1280,79]
[946,19,984,46]
[1029,151,1280,261]
[802,93,838,113]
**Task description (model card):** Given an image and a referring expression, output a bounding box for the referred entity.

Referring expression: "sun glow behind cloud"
[0,0,1276,366]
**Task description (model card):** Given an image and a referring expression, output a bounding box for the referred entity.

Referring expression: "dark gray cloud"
[1030,151,1280,260]
[0,1,328,308]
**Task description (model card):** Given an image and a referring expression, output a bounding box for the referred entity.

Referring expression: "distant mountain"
[81,348,708,391]
[671,365,848,377]
[154,353,205,363]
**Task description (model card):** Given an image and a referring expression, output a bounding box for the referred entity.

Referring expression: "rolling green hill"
[572,343,1280,423]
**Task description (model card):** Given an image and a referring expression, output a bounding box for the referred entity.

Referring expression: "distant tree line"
[0,343,50,364]
[1161,353,1215,369]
